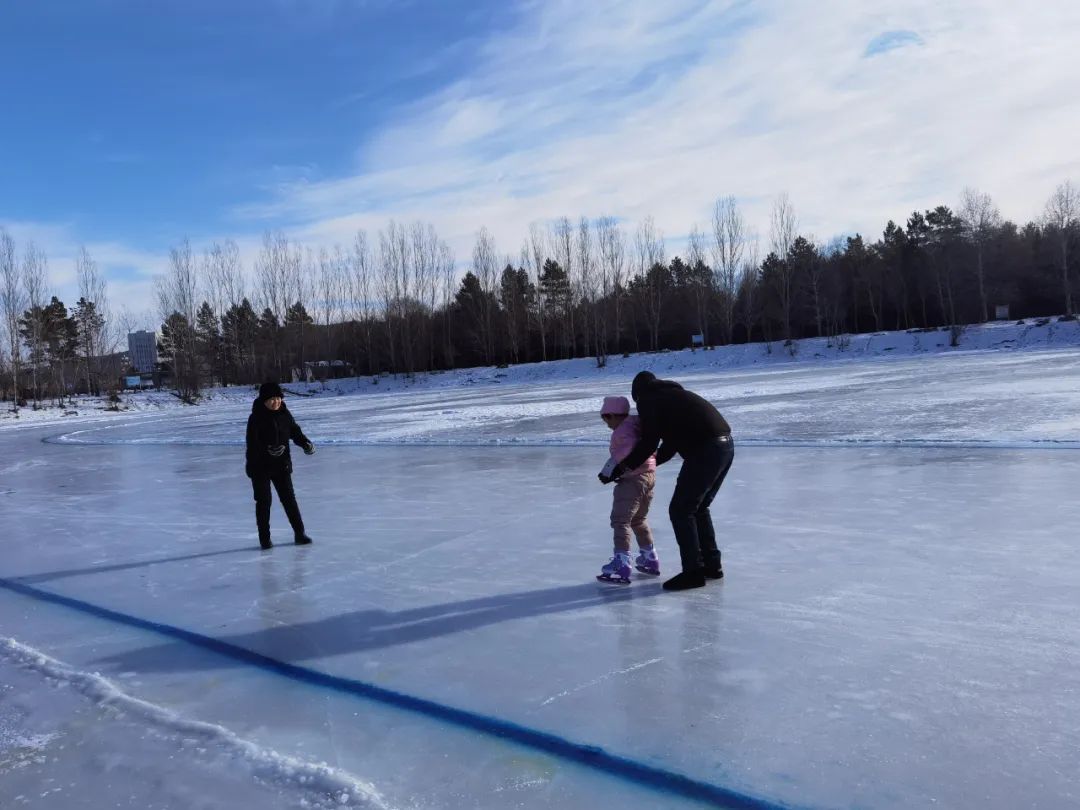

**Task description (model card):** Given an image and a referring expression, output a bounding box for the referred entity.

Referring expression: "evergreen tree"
[222,298,259,383]
[195,301,222,385]
[159,311,200,401]
[257,307,282,380]
[73,297,105,395]
[454,271,498,365]
[539,260,572,356]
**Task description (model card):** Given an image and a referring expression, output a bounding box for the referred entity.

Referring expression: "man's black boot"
[662,570,706,591]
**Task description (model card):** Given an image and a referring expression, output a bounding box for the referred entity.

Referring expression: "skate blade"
[596,574,631,585]
[634,565,660,576]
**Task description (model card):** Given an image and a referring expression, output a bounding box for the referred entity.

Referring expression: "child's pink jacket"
[609,415,656,475]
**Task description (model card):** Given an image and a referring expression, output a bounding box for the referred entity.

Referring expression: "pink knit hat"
[601,396,630,416]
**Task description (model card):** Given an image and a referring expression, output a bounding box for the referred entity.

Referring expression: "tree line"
[1,233,114,411]
[4,180,1079,406]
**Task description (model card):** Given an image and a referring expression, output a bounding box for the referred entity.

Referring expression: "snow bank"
[3,318,1078,434]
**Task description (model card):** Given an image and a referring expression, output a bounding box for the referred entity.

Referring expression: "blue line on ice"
[0,576,805,810]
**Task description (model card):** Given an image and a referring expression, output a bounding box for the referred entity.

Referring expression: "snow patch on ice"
[0,638,393,810]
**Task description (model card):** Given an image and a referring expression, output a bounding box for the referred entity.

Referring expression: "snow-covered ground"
[2,320,1080,809]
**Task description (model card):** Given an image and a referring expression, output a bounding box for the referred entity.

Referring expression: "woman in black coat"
[245,382,315,550]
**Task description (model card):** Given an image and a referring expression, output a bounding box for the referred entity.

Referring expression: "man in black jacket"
[245,382,316,550]
[603,371,734,591]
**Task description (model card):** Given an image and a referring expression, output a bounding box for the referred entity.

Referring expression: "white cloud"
[241,0,1080,261]
[9,0,1080,317]
[1,218,169,318]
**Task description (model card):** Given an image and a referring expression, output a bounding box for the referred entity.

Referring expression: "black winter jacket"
[245,400,311,478]
[618,374,731,473]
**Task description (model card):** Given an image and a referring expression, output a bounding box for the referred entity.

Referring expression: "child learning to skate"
[596,396,658,583]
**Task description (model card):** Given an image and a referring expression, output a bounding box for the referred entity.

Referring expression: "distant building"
[127,330,157,373]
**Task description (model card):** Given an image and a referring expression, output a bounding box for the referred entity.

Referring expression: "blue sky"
[2,0,1079,316]
[1,1,518,242]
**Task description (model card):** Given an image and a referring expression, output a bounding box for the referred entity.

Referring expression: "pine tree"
[73,297,105,395]
[195,301,222,385]
[222,298,258,383]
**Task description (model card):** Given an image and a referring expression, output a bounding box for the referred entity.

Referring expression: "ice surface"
[3,343,1080,809]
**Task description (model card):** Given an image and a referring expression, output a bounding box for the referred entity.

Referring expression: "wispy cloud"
[9,0,1080,318]
[0,218,169,314]
[238,0,1080,261]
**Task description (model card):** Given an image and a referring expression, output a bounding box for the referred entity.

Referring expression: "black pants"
[252,472,305,542]
[668,436,735,573]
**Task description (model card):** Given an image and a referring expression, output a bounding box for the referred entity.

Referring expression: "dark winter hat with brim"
[631,371,656,402]
[258,381,285,401]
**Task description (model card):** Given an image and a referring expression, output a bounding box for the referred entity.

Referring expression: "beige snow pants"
[611,471,656,553]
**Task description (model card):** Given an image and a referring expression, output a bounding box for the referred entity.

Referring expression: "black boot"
[663,570,706,591]
[294,534,313,545]
[260,537,273,551]
[704,564,724,580]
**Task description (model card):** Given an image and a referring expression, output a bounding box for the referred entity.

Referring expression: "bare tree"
[711,195,745,344]
[438,240,456,368]
[577,217,604,365]
[770,192,798,259]
[1044,180,1079,315]
[527,223,548,361]
[74,247,112,395]
[737,233,761,345]
[348,230,377,375]
[21,243,49,406]
[412,222,441,370]
[254,231,301,378]
[634,217,666,351]
[315,245,348,374]
[958,187,1001,322]
[472,227,498,364]
[255,231,294,325]
[551,217,576,357]
[596,216,625,353]
[378,220,416,374]
[769,193,800,340]
[0,228,23,413]
[117,306,154,337]
[203,239,245,384]
[686,224,711,347]
[156,239,202,400]
[203,240,245,316]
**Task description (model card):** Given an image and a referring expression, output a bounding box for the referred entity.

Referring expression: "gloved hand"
[598,458,621,485]
[303,441,315,456]
[267,444,286,458]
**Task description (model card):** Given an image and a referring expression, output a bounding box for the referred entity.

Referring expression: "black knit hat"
[631,371,656,402]
[258,381,284,401]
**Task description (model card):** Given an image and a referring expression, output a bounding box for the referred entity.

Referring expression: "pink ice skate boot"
[635,548,660,576]
[597,552,633,584]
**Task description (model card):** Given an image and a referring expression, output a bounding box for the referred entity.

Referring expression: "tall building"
[127,330,157,373]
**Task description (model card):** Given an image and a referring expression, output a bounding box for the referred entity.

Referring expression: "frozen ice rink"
[3,348,1080,809]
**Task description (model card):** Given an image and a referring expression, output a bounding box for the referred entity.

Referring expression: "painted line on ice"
[0,576,803,810]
